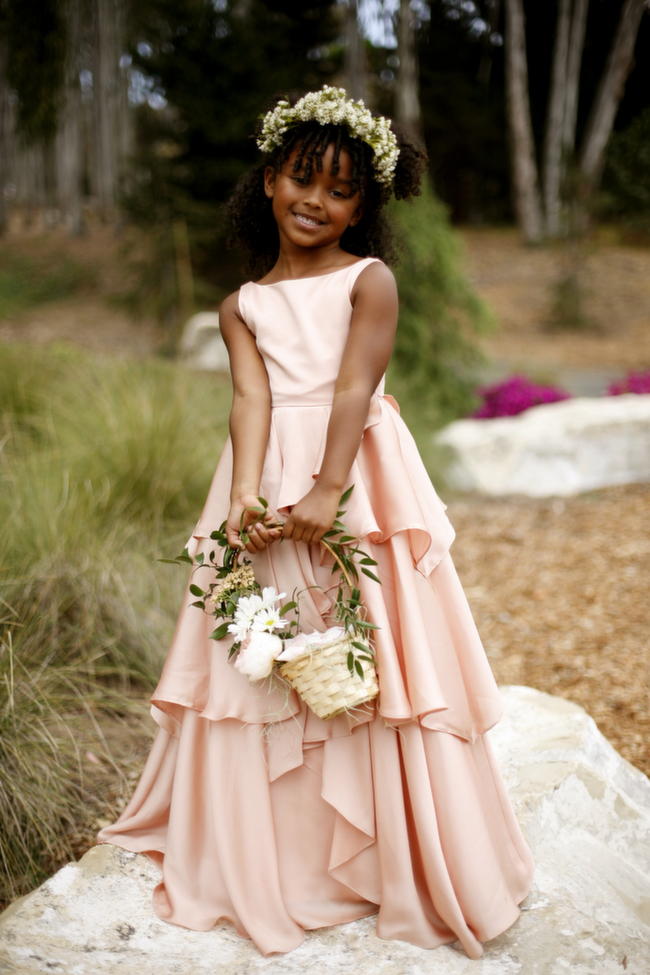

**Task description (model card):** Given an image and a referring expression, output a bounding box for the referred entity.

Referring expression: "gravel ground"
[444,482,649,776]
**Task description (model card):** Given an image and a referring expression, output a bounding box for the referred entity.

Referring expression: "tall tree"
[542,0,571,237]
[504,0,544,242]
[505,0,647,241]
[395,0,423,142]
[55,0,84,234]
[0,20,9,235]
[343,0,368,101]
[578,0,648,215]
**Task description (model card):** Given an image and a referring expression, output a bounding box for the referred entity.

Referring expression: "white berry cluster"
[256,84,400,187]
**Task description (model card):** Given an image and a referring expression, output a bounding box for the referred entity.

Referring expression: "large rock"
[1,686,648,974]
[434,394,650,496]
[178,312,229,371]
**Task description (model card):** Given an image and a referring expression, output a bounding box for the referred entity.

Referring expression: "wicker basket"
[277,633,379,720]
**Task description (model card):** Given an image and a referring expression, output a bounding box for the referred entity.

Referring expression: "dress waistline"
[272,392,389,410]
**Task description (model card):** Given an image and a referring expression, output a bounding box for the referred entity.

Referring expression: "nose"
[302,182,326,211]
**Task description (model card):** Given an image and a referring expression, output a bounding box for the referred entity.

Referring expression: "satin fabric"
[97,257,535,957]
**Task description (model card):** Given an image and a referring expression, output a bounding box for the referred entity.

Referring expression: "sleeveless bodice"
[237,257,385,407]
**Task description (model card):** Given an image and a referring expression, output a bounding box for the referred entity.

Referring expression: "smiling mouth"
[293,212,324,228]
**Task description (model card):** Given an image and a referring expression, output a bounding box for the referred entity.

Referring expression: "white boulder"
[178,312,229,371]
[1,686,648,974]
[434,394,650,496]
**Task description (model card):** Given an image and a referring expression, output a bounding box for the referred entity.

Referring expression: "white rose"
[233,631,283,681]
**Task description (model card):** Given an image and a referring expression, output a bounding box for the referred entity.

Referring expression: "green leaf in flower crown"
[354,659,364,678]
[351,640,369,653]
[279,600,297,615]
[360,556,378,566]
[347,650,353,671]
[210,622,230,641]
[189,584,205,597]
[195,552,204,564]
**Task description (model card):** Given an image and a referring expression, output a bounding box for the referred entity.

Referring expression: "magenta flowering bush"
[606,370,650,396]
[469,374,572,419]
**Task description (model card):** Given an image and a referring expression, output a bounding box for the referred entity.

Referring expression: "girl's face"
[263,141,364,252]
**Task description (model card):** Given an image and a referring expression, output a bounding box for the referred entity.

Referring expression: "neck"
[271,241,352,279]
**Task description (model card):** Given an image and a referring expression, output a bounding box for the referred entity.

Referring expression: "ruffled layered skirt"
[96,393,534,957]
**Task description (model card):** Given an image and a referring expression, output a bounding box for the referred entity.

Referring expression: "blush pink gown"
[96,256,535,958]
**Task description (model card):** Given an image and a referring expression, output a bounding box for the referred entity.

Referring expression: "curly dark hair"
[225,91,428,281]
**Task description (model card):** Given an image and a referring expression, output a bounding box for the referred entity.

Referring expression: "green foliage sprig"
[162,484,381,677]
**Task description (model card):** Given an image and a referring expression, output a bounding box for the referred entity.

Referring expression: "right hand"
[225,493,284,554]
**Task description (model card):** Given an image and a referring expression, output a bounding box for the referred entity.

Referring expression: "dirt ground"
[460,227,650,373]
[446,483,649,776]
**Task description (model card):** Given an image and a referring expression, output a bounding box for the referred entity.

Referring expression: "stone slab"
[0,686,648,974]
[434,394,650,496]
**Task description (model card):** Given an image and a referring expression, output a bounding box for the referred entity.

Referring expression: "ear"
[263,165,276,199]
[349,204,363,227]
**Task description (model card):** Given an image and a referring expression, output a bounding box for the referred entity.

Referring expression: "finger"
[226,527,244,548]
[242,529,262,552]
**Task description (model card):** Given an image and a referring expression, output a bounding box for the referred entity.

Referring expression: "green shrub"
[0,253,89,318]
[600,107,650,237]
[387,179,495,426]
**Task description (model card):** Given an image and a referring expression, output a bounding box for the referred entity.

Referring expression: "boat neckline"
[248,257,377,287]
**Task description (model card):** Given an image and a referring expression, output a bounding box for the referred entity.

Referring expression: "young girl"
[96,85,534,959]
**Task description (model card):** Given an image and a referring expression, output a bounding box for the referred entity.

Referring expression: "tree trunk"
[395,0,423,143]
[91,0,120,218]
[562,0,589,158]
[504,0,544,243]
[0,35,9,234]
[579,0,646,195]
[56,0,84,234]
[542,0,571,238]
[343,0,368,102]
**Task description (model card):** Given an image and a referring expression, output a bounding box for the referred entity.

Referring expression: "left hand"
[281,481,341,546]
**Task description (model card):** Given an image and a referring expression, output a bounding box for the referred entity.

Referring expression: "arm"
[219,291,283,553]
[282,261,399,544]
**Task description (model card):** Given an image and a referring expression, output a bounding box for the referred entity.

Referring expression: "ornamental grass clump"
[470,373,572,418]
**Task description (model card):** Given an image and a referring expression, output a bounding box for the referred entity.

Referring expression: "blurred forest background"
[0,0,649,912]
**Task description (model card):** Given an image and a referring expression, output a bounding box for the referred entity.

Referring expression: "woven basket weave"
[277,633,379,720]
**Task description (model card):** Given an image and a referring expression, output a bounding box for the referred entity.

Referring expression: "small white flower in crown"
[256,84,400,187]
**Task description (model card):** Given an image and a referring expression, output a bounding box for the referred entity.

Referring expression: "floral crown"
[256,84,400,187]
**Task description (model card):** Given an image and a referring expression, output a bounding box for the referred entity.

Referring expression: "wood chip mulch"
[443,482,649,777]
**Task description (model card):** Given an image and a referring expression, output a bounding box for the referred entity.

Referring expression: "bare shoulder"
[350,259,397,304]
[218,288,244,321]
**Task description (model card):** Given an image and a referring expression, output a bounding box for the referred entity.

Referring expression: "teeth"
[295,213,321,226]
